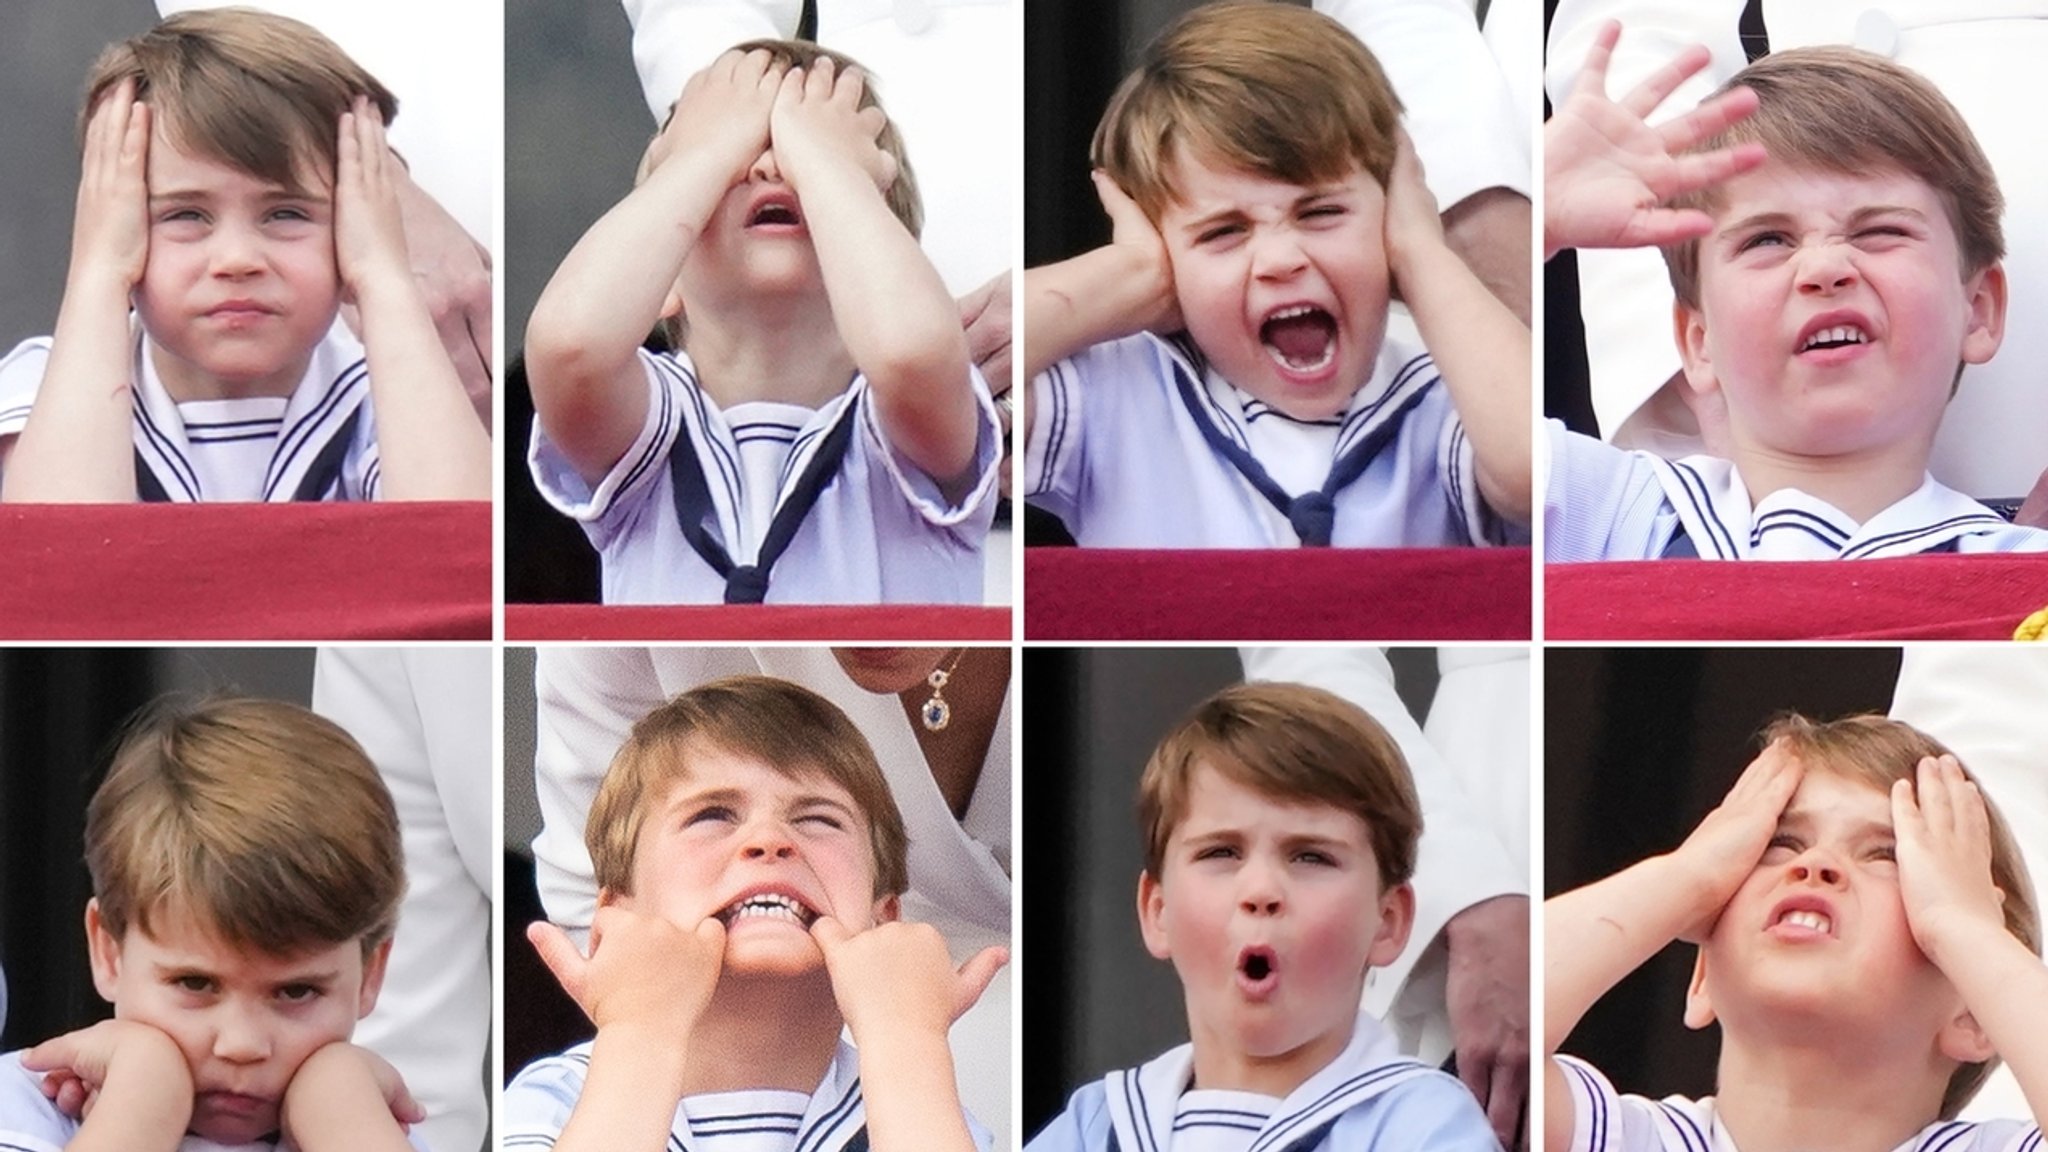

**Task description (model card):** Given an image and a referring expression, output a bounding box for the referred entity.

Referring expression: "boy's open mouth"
[1236,945,1280,997]
[1767,896,1837,940]
[1798,325,1868,353]
[719,891,819,928]
[1260,305,1337,374]
[746,193,804,230]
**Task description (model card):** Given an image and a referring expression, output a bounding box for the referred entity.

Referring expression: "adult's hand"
[1444,894,1530,1150]
[393,163,493,428]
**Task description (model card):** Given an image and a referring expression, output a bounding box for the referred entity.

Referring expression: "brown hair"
[587,675,909,899]
[1662,47,2004,310]
[1138,681,1421,885]
[644,39,922,349]
[1091,0,1403,223]
[1760,712,2040,1118]
[82,6,397,193]
[85,697,404,958]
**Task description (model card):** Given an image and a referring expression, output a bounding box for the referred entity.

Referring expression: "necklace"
[921,648,968,731]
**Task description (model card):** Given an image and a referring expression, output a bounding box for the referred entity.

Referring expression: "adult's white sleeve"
[154,0,497,244]
[1238,647,1525,1059]
[313,648,493,1152]
[619,0,797,122]
[1319,0,1530,208]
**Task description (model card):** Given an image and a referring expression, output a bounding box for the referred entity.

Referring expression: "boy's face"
[1676,163,2005,463]
[672,150,827,320]
[619,743,895,977]
[1689,767,1965,1046]
[1158,150,1391,422]
[136,125,341,401]
[1138,762,1411,1089]
[85,901,386,1145]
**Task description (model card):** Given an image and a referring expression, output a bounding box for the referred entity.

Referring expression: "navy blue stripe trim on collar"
[264,357,366,499]
[1666,460,1739,558]
[1842,513,2007,558]
[134,394,201,500]
[1248,1062,1428,1152]
[616,355,679,504]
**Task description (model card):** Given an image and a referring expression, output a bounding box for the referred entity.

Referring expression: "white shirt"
[0,322,381,502]
[1543,421,2048,559]
[1026,329,1514,548]
[528,347,1001,604]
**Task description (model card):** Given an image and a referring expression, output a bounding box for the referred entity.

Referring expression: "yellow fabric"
[2018,607,2048,641]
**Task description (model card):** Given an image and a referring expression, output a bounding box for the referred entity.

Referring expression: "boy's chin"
[189,1098,281,1146]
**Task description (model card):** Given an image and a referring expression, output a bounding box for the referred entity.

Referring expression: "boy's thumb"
[952,946,1009,1021]
[527,921,588,1007]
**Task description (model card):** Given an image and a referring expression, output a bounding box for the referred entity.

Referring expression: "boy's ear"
[356,936,395,1019]
[1137,870,1173,961]
[660,288,685,322]
[872,893,901,925]
[1936,1003,1997,1065]
[1959,262,2007,366]
[1365,882,1416,968]
[84,900,123,1003]
[1673,301,1720,399]
[1683,946,1718,1030]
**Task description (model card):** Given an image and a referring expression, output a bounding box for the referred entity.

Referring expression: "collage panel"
[1541,5,2048,639]
[1022,0,1535,640]
[1023,647,1530,1149]
[0,647,492,1152]
[505,1,1016,640]
[0,4,493,640]
[1544,646,2048,1149]
[502,647,1013,1149]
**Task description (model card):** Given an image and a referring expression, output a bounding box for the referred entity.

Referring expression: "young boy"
[523,43,1000,605]
[1027,681,1498,1152]
[1545,715,2047,1152]
[1021,1,1530,549]
[0,697,425,1152]
[503,675,1006,1151]
[1543,27,2048,558]
[0,9,488,505]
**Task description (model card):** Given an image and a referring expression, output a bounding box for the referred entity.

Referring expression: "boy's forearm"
[1022,246,1164,385]
[854,1027,979,1152]
[65,1039,192,1152]
[1920,917,2048,1125]
[800,165,978,485]
[5,271,139,503]
[280,1051,415,1152]
[1393,239,1533,524]
[352,269,491,500]
[552,1022,693,1152]
[1545,853,1703,1054]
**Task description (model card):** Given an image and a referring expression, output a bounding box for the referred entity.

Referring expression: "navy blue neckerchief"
[131,407,360,503]
[1165,340,1436,546]
[666,391,860,603]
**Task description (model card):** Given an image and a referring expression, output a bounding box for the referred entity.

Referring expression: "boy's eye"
[158,208,206,225]
[171,974,215,994]
[1763,833,1801,856]
[1300,204,1346,222]
[1867,843,1897,862]
[1193,844,1239,861]
[796,812,845,831]
[1293,849,1337,866]
[1195,224,1244,245]
[1737,231,1789,252]
[685,805,737,826]
[268,206,314,223]
[276,984,322,1004]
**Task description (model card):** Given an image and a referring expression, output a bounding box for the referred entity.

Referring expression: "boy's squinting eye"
[1300,203,1347,222]
[1736,231,1790,253]
[796,811,845,831]
[1195,223,1244,245]
[684,804,737,827]
[1193,843,1240,861]
[1293,849,1338,866]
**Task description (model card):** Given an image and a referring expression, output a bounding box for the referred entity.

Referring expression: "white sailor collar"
[1647,455,2013,559]
[1102,1011,1434,1152]
[131,317,370,502]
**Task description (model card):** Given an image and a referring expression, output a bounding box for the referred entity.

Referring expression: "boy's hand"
[768,59,899,198]
[1383,128,1448,298]
[24,1019,190,1123]
[281,1042,427,1135]
[1092,171,1182,337]
[811,916,1007,1043]
[334,97,413,304]
[529,907,726,1037]
[1893,755,2007,962]
[648,48,785,189]
[1669,740,1804,942]
[71,80,153,291]
[1543,20,1767,258]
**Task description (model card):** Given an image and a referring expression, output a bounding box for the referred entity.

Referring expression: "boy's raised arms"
[527,907,728,1152]
[1892,756,2048,1127]
[1542,745,1803,1152]
[2,84,151,503]
[523,48,784,489]
[335,99,490,500]
[768,60,982,496]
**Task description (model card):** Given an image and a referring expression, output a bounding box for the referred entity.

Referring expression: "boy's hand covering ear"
[1671,740,1804,942]
[335,98,412,305]
[1383,127,1448,301]
[1092,171,1182,337]
[811,916,1007,1041]
[392,168,493,425]
[529,908,726,1034]
[1542,20,1767,259]
[72,79,153,290]
[1892,755,2006,960]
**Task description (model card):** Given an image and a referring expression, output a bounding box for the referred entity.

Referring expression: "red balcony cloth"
[1025,548,1532,640]
[506,603,1011,641]
[1546,556,2048,640]
[0,502,490,640]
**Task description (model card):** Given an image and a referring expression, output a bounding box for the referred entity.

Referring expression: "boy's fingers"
[1620,42,1712,121]
[953,945,1009,1018]
[810,914,852,953]
[693,916,728,953]
[1570,20,1622,100]
[1916,756,1954,833]
[1665,145,1766,202]
[527,921,589,1007]
[1658,87,1759,156]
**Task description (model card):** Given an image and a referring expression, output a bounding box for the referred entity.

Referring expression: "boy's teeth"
[1801,325,1867,351]
[1260,306,1337,371]
[1776,909,1832,934]
[724,893,812,926]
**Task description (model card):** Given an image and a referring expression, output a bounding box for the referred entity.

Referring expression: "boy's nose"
[1795,244,1858,295]
[1250,229,1309,280]
[1788,853,1844,888]
[208,227,265,278]
[1236,862,1285,915]
[749,149,782,184]
[739,819,797,861]
[213,1007,272,1064]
